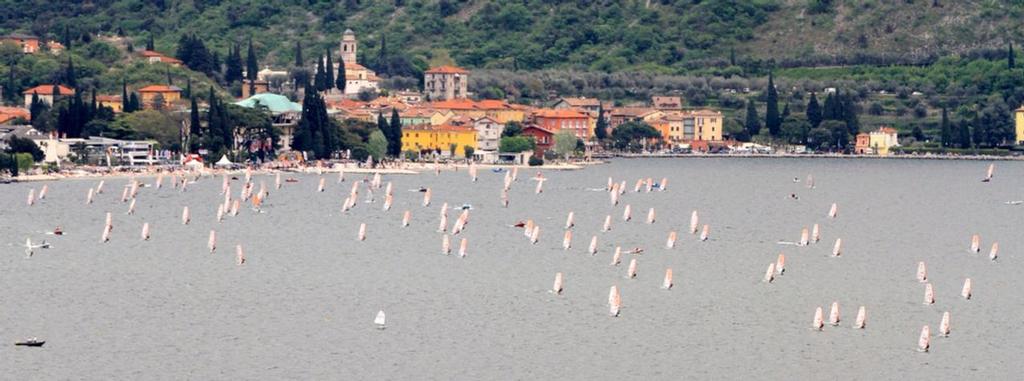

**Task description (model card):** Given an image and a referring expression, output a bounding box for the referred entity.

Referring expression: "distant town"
[2,29,1023,178]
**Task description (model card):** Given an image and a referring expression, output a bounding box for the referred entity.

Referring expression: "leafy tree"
[912,125,925,141]
[5,135,44,161]
[806,127,831,151]
[499,135,534,153]
[780,119,811,144]
[806,92,822,128]
[594,106,608,140]
[553,131,577,159]
[820,120,849,150]
[611,121,661,151]
[502,121,523,137]
[367,130,387,161]
[765,72,780,135]
[110,109,181,150]
[464,145,475,159]
[744,99,760,138]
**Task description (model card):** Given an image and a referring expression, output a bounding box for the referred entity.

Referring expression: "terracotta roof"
[425,65,469,74]
[0,106,30,123]
[430,99,479,110]
[137,85,183,93]
[23,84,75,95]
[401,108,440,117]
[325,98,366,110]
[533,108,589,119]
[558,97,601,107]
[96,95,122,102]
[877,127,898,134]
[522,124,555,135]
[139,50,183,64]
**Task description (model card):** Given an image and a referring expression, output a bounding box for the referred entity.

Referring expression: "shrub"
[528,156,544,166]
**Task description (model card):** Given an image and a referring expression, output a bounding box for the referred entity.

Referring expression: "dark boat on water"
[15,338,44,347]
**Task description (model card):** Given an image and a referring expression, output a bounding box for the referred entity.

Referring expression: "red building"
[522,124,555,157]
[531,108,591,139]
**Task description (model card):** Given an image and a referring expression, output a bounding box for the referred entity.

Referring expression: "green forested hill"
[2,0,1021,74]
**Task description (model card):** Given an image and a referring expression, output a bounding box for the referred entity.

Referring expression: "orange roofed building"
[22,84,75,108]
[139,50,183,66]
[137,85,183,109]
[531,108,593,140]
[0,106,30,124]
[424,65,470,101]
[1,33,40,53]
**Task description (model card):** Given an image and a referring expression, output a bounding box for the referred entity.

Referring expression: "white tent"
[215,155,233,167]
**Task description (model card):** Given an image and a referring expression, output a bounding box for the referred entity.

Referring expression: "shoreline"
[600,153,1022,161]
[6,154,1013,183]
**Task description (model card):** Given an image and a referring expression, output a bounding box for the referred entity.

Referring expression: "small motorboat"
[491,168,505,173]
[285,178,299,183]
[460,204,472,210]
[15,338,45,347]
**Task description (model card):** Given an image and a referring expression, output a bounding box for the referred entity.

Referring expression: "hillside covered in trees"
[2,0,1022,74]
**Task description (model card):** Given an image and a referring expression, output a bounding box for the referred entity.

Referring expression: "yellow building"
[655,109,723,143]
[1014,106,1024,144]
[137,85,182,109]
[402,124,477,157]
[855,127,899,155]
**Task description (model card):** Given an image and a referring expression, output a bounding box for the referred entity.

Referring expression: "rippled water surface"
[1,158,1021,379]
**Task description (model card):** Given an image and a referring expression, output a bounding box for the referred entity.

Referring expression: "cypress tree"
[225,44,243,83]
[62,25,72,49]
[325,50,335,92]
[52,84,60,98]
[185,77,192,99]
[65,57,76,88]
[781,102,790,124]
[246,38,259,82]
[146,34,155,51]
[744,99,761,138]
[294,41,303,67]
[336,56,347,93]
[841,92,859,136]
[389,108,402,156]
[957,119,972,149]
[314,54,326,91]
[971,112,983,148]
[806,92,822,128]
[822,93,839,120]
[377,34,389,76]
[595,106,608,140]
[1009,42,1016,69]
[765,72,780,136]
[128,92,140,112]
[940,107,951,147]
[190,96,201,138]
[29,92,43,120]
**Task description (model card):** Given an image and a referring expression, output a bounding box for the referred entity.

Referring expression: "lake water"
[1,158,1021,379]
